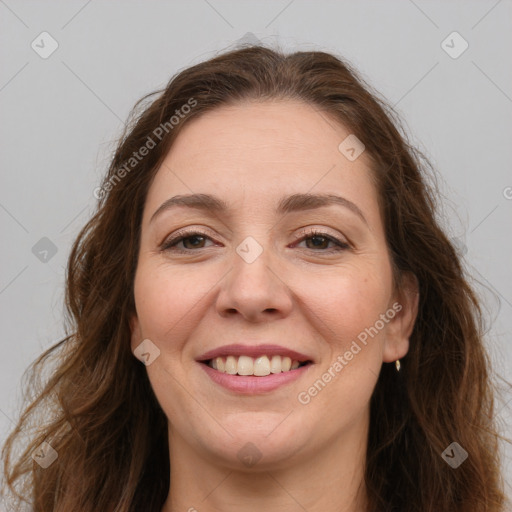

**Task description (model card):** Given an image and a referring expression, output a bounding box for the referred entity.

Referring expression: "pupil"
[309,236,327,249]
[185,236,204,249]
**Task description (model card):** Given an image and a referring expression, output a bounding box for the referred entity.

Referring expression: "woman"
[1,44,509,511]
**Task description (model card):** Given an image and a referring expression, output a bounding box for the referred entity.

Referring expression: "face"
[130,100,418,470]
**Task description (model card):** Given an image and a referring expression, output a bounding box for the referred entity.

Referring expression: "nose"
[215,242,293,323]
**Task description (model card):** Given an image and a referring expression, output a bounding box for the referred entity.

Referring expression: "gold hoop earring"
[395,359,401,372]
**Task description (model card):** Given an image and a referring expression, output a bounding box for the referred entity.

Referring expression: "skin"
[130,99,419,512]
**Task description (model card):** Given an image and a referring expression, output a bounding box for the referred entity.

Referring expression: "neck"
[161,410,370,512]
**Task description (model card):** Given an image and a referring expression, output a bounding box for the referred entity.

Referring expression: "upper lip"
[197,344,313,363]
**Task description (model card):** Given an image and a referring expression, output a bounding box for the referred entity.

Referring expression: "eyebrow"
[150,192,368,226]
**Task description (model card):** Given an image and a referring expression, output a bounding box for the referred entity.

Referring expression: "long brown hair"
[1,44,509,512]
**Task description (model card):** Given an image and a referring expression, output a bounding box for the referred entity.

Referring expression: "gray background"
[1,0,511,502]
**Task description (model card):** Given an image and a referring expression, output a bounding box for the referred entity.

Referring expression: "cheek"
[292,264,391,348]
[295,270,388,416]
[294,266,392,414]
[132,265,210,350]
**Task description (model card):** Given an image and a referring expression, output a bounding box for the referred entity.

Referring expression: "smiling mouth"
[201,355,312,377]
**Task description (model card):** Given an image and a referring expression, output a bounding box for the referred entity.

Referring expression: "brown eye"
[304,235,330,250]
[181,235,207,250]
[161,231,215,252]
[295,230,350,252]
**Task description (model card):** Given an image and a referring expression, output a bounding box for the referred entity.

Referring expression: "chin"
[193,417,312,470]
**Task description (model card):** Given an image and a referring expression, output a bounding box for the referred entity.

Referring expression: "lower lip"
[199,362,312,394]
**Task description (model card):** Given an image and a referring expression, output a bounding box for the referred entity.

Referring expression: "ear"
[129,313,143,354]
[382,271,419,363]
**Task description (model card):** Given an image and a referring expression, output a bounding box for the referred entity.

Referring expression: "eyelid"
[292,227,349,244]
[160,227,215,250]
[160,226,351,253]
[291,228,351,252]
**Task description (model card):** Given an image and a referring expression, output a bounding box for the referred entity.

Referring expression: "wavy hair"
[1,44,510,512]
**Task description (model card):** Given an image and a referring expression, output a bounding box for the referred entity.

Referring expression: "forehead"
[168,99,360,170]
[144,100,380,225]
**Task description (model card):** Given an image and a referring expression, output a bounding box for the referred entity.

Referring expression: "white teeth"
[270,355,281,374]
[208,354,305,376]
[215,357,225,372]
[253,356,271,376]
[225,355,237,375]
[237,355,253,376]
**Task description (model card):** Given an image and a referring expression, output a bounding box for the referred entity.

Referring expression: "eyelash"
[160,228,350,254]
